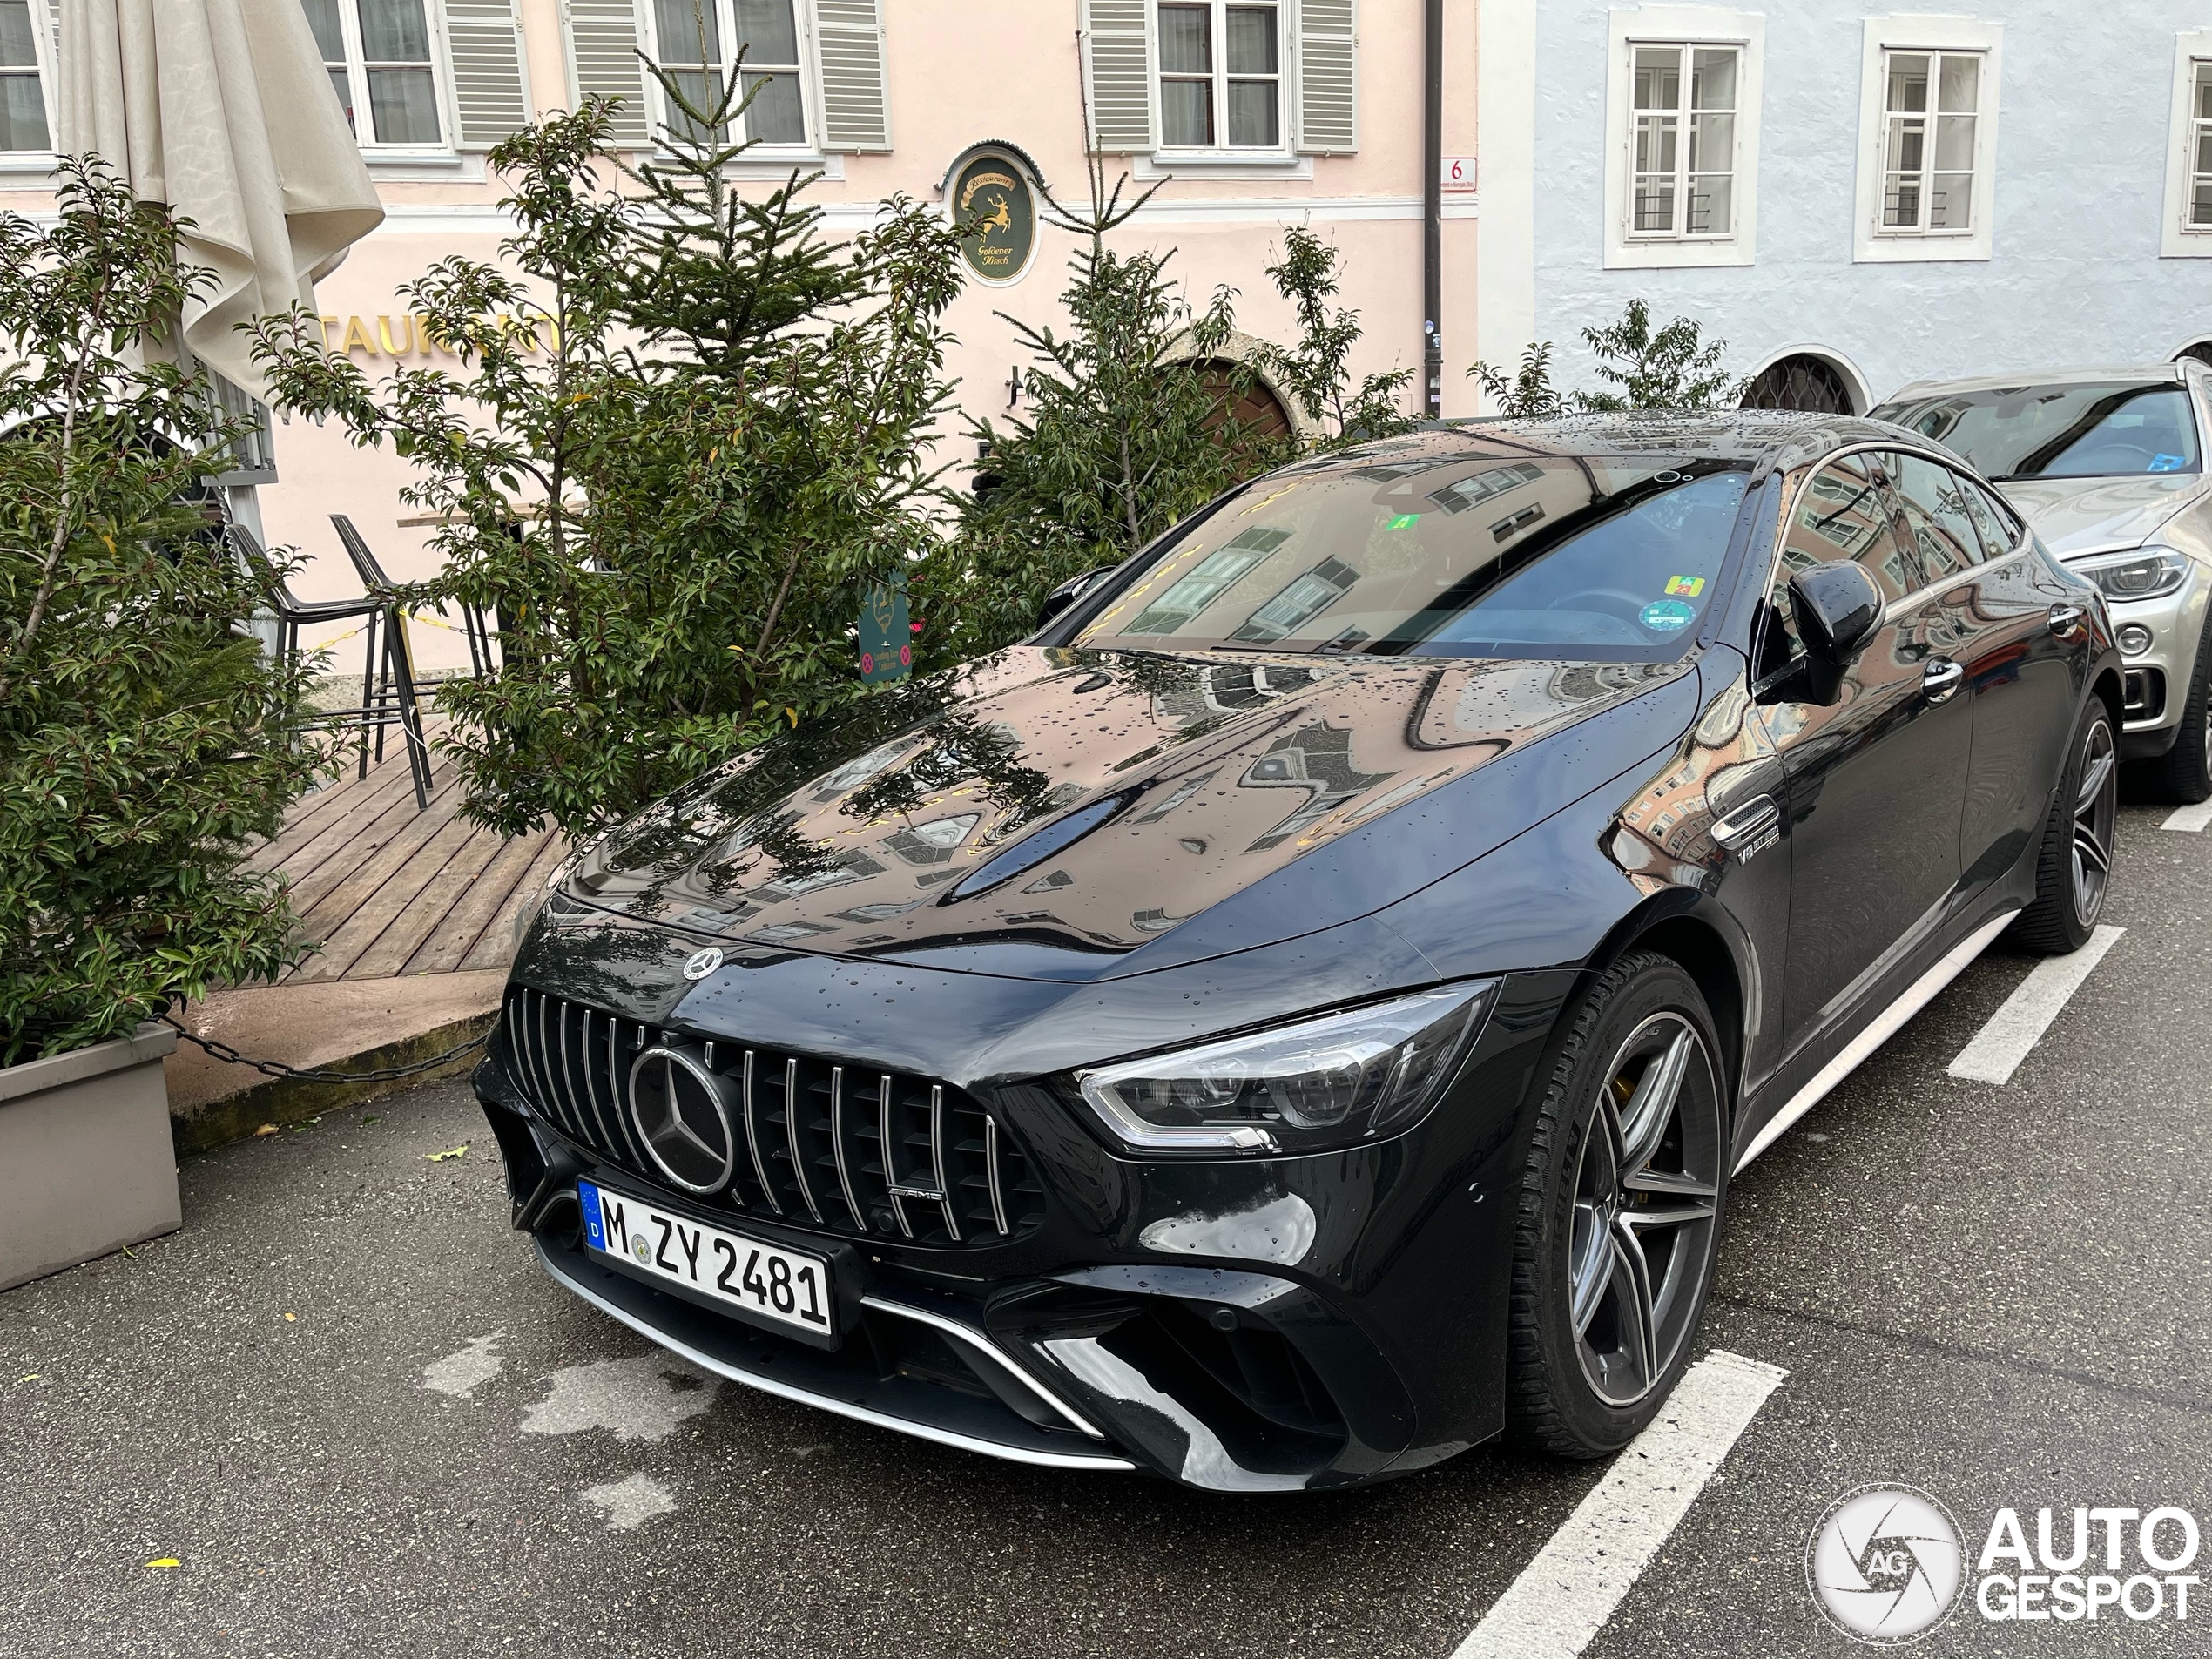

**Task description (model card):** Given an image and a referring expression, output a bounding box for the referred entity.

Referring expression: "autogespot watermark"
[1806,1484,2203,1644]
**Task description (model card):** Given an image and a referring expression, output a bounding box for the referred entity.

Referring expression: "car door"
[1757,451,1973,1054]
[1889,454,2081,887]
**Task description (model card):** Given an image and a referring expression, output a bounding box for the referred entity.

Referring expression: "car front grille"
[500,986,1045,1247]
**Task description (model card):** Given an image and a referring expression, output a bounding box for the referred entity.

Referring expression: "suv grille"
[501,987,1045,1246]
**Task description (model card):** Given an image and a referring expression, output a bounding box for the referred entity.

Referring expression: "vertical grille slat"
[742,1049,783,1216]
[784,1056,822,1223]
[501,988,1041,1247]
[828,1065,867,1231]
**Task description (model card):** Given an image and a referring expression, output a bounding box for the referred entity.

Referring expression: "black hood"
[562,646,1701,981]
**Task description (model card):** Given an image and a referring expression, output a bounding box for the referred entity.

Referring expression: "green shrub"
[250,73,961,841]
[0,158,324,1064]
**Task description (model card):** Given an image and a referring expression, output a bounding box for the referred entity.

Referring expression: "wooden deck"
[253,731,566,983]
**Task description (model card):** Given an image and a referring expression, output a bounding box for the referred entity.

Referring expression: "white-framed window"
[1628,42,1737,239]
[1602,8,1762,271]
[302,0,447,148]
[1852,17,2000,265]
[1876,49,1980,234]
[1157,1,1283,152]
[2190,63,2212,227]
[645,0,811,149]
[0,0,53,154]
[2161,33,2212,257]
[1082,0,1357,167]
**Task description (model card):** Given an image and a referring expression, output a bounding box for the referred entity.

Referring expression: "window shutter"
[815,0,889,152]
[445,0,531,149]
[1082,0,1153,153]
[1295,0,1358,153]
[564,0,651,147]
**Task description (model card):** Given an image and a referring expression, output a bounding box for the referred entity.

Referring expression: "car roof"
[1878,362,2202,403]
[1364,410,1894,475]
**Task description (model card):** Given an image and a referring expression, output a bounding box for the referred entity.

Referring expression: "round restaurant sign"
[953,152,1035,286]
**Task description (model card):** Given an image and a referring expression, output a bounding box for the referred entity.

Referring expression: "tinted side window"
[1885,451,1985,584]
[1760,455,1913,676]
[1959,477,2020,560]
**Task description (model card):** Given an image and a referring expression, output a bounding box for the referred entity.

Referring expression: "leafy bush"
[0,158,323,1064]
[917,185,1412,665]
[250,71,961,841]
[1471,300,1743,415]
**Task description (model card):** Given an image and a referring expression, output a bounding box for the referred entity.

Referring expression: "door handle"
[1923,658,1966,704]
[2049,604,2086,640]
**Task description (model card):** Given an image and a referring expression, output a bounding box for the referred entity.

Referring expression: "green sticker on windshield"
[1639,598,1696,633]
[1384,513,1420,530]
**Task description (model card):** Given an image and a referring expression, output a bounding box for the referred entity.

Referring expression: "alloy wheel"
[1568,1013,1723,1406]
[2070,717,2118,928]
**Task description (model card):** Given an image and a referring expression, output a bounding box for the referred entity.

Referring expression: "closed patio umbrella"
[56,0,383,397]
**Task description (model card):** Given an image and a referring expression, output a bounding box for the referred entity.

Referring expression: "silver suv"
[1872,363,2212,802]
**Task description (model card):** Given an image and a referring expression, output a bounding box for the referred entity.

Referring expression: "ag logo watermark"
[1808,1487,2202,1642]
[1807,1485,1966,1644]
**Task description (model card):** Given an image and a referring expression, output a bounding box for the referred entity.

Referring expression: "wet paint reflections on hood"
[566,646,1693,977]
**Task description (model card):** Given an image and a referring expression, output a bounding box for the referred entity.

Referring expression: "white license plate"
[579,1179,836,1338]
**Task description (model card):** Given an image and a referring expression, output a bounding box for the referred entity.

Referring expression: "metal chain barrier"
[160,1012,493,1085]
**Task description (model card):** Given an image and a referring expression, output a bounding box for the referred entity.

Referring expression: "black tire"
[2143,616,2212,805]
[2010,698,2119,954]
[1505,950,1729,1459]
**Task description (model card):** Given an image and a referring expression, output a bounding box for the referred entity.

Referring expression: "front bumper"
[2093,565,2209,758]
[474,958,1573,1492]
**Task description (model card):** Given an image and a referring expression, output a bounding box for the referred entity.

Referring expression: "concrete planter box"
[0,1023,182,1291]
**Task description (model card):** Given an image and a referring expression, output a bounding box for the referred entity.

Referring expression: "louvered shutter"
[814,0,888,151]
[444,0,531,148]
[1082,0,1153,153]
[1294,0,1357,153]
[564,0,651,146]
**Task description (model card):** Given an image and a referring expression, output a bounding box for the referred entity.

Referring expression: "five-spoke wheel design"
[1567,1012,1724,1406]
[2070,715,2117,930]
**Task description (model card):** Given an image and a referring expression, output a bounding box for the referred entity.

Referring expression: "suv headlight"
[1076,982,1494,1156]
[2070,548,2189,601]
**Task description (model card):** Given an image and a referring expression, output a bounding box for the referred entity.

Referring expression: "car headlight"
[1076,982,1494,1156]
[2070,548,2189,601]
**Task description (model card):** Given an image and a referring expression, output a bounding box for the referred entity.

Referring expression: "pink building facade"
[2,0,1485,670]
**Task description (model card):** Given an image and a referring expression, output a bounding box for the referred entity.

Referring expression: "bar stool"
[327,515,435,809]
[232,524,426,806]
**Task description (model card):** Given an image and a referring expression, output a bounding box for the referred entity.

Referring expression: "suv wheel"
[1505,951,1728,1459]
[2144,615,2212,805]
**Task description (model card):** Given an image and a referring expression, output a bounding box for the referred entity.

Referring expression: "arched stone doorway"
[1740,352,1858,415]
[2175,339,2212,369]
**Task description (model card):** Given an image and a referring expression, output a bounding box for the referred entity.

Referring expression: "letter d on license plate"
[579,1178,837,1339]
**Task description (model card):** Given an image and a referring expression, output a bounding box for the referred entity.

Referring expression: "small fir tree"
[251,68,961,840]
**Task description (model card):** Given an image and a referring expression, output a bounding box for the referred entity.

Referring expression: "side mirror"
[1035,561,1124,631]
[1787,561,1883,664]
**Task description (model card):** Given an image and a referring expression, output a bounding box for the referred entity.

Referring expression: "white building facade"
[1475,2,2212,415]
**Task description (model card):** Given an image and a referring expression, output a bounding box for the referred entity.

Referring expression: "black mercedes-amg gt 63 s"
[476,414,2119,1491]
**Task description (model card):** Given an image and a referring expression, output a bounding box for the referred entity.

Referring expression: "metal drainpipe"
[1422,0,1444,419]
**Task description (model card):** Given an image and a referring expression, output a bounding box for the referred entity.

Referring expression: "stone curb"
[170,1012,496,1157]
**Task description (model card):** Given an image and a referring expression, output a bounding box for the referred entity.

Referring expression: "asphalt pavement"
[4,799,2209,1658]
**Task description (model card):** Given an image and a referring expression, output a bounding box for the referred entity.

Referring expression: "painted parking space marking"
[1451,1350,1787,1659]
[2161,800,2212,833]
[1946,925,2125,1085]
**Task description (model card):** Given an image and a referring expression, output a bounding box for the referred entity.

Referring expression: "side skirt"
[1732,907,2019,1173]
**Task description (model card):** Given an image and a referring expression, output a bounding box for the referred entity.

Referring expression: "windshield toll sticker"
[2150,454,2187,473]
[1665,574,1706,596]
[1385,513,1420,530]
[1640,598,1696,633]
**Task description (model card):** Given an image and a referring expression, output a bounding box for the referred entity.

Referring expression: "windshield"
[1075,451,1753,662]
[1871,381,2202,480]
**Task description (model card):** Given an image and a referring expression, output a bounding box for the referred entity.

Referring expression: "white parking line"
[2162,800,2212,833]
[1945,925,2125,1085]
[1451,1351,1788,1659]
